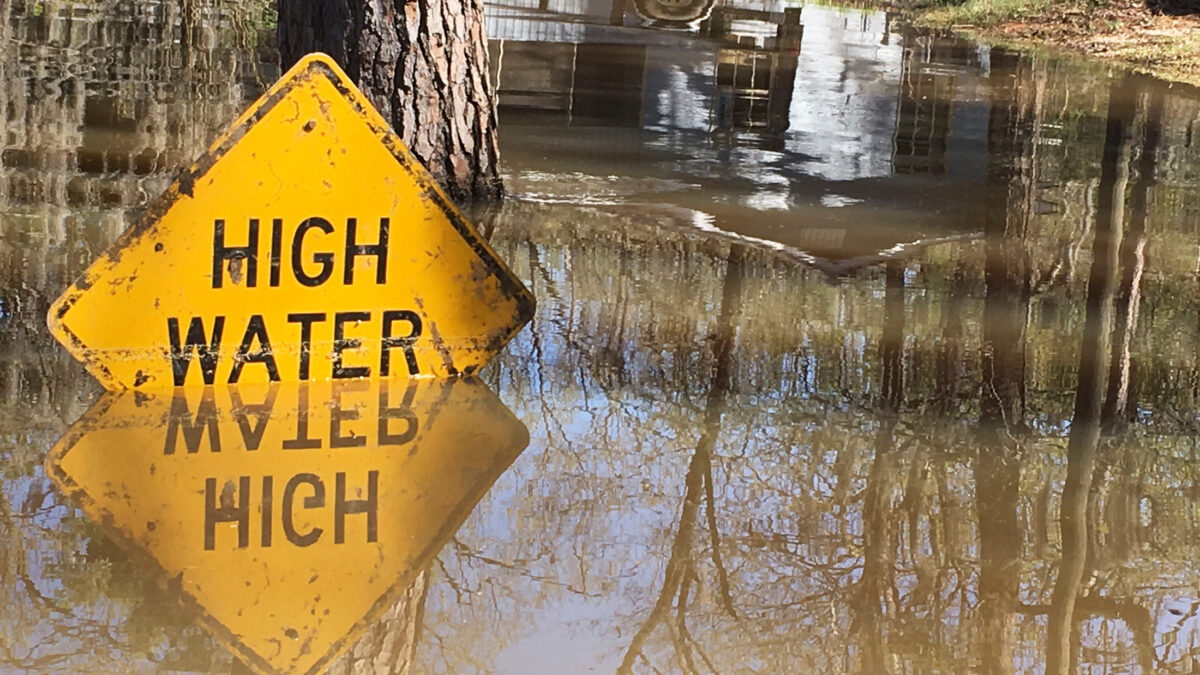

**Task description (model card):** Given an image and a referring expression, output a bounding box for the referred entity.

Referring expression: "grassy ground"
[903,0,1200,86]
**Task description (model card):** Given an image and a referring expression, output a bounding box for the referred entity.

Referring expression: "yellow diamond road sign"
[48,53,534,390]
[47,379,528,675]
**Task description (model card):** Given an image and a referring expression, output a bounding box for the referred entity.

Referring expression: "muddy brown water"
[5,0,1200,673]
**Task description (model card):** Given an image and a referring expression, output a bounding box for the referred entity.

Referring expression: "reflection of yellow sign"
[47,379,528,675]
[47,53,534,391]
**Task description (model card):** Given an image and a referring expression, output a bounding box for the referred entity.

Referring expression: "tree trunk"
[277,0,503,205]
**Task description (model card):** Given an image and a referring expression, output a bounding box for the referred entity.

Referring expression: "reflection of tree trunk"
[1103,82,1161,431]
[616,245,745,673]
[976,49,1035,675]
[181,0,196,69]
[1020,596,1154,670]
[326,570,430,674]
[934,265,966,415]
[927,264,966,574]
[901,445,929,582]
[880,262,905,415]
[705,247,742,619]
[1092,83,1162,573]
[853,261,905,673]
[976,327,1023,675]
[1045,74,1133,675]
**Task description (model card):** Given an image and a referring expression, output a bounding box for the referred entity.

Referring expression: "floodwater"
[5,0,1200,673]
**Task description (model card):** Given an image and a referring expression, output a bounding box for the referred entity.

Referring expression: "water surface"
[4,0,1200,673]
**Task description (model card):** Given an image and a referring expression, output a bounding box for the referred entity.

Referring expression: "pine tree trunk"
[277,0,503,204]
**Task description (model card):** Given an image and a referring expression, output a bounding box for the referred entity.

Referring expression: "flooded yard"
[5,0,1200,672]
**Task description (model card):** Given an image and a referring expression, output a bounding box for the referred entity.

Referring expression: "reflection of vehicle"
[631,0,718,27]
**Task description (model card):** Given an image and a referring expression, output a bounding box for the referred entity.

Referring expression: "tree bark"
[278,0,503,204]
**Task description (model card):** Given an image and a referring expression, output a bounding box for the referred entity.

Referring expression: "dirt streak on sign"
[47,53,534,391]
[46,378,528,675]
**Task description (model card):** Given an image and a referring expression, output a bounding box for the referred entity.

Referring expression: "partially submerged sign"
[47,379,528,675]
[48,53,534,390]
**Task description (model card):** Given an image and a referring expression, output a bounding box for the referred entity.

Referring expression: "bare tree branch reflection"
[851,260,905,673]
[617,245,745,674]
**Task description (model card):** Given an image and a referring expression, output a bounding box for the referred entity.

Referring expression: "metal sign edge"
[303,388,530,673]
[47,52,536,391]
[301,56,536,364]
[43,394,287,675]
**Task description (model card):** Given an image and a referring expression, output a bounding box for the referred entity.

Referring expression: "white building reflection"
[486,0,994,270]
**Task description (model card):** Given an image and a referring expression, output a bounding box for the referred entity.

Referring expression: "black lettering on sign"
[282,473,325,547]
[269,218,284,287]
[283,384,322,450]
[335,470,378,544]
[343,217,389,284]
[167,316,224,387]
[330,381,368,449]
[332,311,371,379]
[205,476,250,551]
[211,218,258,288]
[379,381,418,446]
[214,216,395,289]
[287,312,327,380]
[380,310,421,376]
[261,475,274,548]
[164,389,220,455]
[292,217,335,287]
[201,472,379,550]
[228,315,281,384]
[229,385,278,451]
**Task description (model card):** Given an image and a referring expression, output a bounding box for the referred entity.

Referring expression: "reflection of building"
[492,42,647,125]
[485,2,998,267]
[891,36,983,175]
[632,0,718,26]
[488,3,802,133]
[892,67,953,174]
[709,7,801,132]
[487,2,988,175]
[484,1,995,174]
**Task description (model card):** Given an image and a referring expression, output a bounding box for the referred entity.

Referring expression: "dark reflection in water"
[7,0,1200,673]
[488,6,1003,271]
